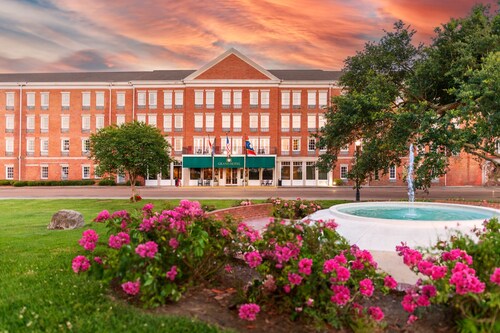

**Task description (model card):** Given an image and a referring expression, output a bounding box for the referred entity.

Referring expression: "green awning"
[182,156,275,169]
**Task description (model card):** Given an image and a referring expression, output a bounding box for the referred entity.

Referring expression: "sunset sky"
[0,0,497,73]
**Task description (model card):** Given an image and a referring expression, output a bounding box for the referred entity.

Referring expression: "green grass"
[0,199,241,333]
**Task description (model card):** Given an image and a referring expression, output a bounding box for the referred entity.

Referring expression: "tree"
[90,121,173,201]
[317,4,500,191]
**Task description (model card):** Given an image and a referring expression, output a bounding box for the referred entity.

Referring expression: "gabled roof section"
[184,48,279,81]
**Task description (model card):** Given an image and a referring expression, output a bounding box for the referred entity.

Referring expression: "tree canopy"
[90,121,173,199]
[318,4,500,190]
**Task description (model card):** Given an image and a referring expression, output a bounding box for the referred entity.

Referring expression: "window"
[249,114,258,132]
[222,114,231,132]
[5,138,14,155]
[194,114,203,132]
[307,114,316,131]
[249,138,259,154]
[261,90,269,109]
[137,91,146,108]
[222,90,231,108]
[194,90,203,108]
[148,114,157,127]
[174,90,183,108]
[318,114,326,129]
[82,138,90,152]
[40,115,49,133]
[174,114,183,131]
[5,166,14,180]
[292,91,301,109]
[82,166,90,179]
[281,91,290,109]
[117,92,125,109]
[163,90,172,109]
[206,113,214,132]
[27,92,35,109]
[307,91,316,108]
[61,115,70,132]
[41,166,49,179]
[306,162,315,180]
[163,114,172,132]
[96,115,105,130]
[6,92,15,109]
[194,137,204,154]
[281,114,290,132]
[233,114,241,132]
[249,90,258,108]
[389,165,396,180]
[205,90,214,109]
[232,138,242,155]
[340,145,349,153]
[319,91,328,108]
[26,137,35,154]
[5,115,14,132]
[61,166,69,180]
[136,114,146,123]
[174,137,183,151]
[308,138,316,151]
[292,114,301,132]
[292,138,301,152]
[61,139,70,152]
[340,165,348,179]
[82,115,90,132]
[260,114,269,132]
[148,91,157,109]
[233,90,242,108]
[62,92,70,110]
[259,138,269,154]
[116,114,125,126]
[95,92,104,109]
[40,138,49,155]
[41,92,49,110]
[26,115,35,132]
[281,161,290,180]
[293,161,303,180]
[281,137,290,154]
[249,168,259,180]
[82,92,90,110]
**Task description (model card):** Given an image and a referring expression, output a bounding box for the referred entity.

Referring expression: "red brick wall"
[195,54,270,80]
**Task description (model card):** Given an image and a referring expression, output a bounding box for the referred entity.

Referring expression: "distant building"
[0,49,487,186]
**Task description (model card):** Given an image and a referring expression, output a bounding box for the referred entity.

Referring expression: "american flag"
[225,135,231,156]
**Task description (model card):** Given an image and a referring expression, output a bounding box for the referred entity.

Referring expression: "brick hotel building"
[0,49,488,187]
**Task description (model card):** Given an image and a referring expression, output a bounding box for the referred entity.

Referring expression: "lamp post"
[355,140,362,202]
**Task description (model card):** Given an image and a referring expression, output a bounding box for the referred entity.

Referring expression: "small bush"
[99,179,117,186]
[333,178,344,186]
[269,197,322,220]
[12,181,28,187]
[125,180,142,186]
[0,180,13,186]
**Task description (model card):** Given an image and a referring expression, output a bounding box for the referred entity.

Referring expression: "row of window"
[2,165,93,180]
[280,161,329,181]
[2,89,328,110]
[338,165,397,180]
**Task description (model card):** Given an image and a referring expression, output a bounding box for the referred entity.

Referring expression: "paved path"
[0,185,499,201]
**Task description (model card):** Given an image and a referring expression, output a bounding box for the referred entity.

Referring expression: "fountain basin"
[307,202,500,251]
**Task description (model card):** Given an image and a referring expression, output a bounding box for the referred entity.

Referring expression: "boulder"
[48,210,85,230]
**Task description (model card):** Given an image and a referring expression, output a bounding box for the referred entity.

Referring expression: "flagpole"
[244,150,246,188]
[211,137,215,187]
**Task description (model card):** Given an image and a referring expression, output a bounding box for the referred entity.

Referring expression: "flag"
[225,135,231,156]
[245,139,256,156]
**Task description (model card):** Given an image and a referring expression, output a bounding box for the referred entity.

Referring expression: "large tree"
[90,121,173,200]
[318,4,500,191]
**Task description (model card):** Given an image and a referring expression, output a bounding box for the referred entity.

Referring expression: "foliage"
[72,201,244,308]
[90,121,172,201]
[396,217,500,332]
[0,179,13,185]
[242,199,394,330]
[333,178,344,186]
[12,179,95,187]
[99,179,117,186]
[269,197,322,220]
[317,4,500,190]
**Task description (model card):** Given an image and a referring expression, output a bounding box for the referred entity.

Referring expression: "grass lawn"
[0,198,344,332]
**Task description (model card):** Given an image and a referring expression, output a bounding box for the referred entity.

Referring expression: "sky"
[0,0,497,73]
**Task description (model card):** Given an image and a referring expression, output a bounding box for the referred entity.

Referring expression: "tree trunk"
[130,173,137,202]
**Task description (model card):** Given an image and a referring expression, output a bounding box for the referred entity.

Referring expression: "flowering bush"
[396,217,500,331]
[72,200,243,307]
[129,195,142,202]
[241,211,395,329]
[269,197,322,220]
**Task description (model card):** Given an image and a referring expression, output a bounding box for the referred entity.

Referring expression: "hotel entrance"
[225,168,238,185]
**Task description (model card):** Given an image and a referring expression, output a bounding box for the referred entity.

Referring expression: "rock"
[48,210,85,230]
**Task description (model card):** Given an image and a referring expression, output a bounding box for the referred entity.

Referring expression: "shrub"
[10,180,95,187]
[12,181,28,187]
[129,195,142,202]
[396,217,500,332]
[333,178,344,186]
[0,180,13,186]
[99,179,116,186]
[269,197,322,220]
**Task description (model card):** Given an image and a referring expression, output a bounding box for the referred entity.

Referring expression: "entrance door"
[225,168,238,185]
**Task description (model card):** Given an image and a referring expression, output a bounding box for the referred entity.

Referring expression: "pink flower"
[407,314,418,325]
[402,293,417,313]
[368,306,384,321]
[323,259,338,274]
[396,245,422,268]
[324,220,338,230]
[306,298,314,307]
[333,266,350,282]
[220,228,230,237]
[93,256,103,264]
[417,260,434,276]
[384,276,398,289]
[166,266,178,281]
[283,285,291,293]
[359,278,374,297]
[330,285,351,306]
[142,203,154,212]
[262,275,276,292]
[244,251,262,268]
[169,238,179,249]
[238,303,260,321]
[135,241,158,258]
[430,265,447,280]
[108,232,130,249]
[93,210,110,222]
[288,272,303,285]
[121,280,140,295]
[72,255,90,273]
[422,285,437,298]
[78,229,99,251]
[442,249,473,265]
[298,258,313,275]
[490,267,500,286]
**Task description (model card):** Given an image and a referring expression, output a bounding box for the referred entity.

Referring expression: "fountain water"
[407,144,415,203]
